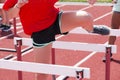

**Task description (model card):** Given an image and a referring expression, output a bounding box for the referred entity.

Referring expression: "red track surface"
[0,3,120,80]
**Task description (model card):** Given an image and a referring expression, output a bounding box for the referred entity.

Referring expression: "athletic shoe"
[92,25,110,35]
[102,53,113,62]
[0,24,4,29]
[1,24,11,32]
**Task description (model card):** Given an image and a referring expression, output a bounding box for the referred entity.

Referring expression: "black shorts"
[31,12,68,47]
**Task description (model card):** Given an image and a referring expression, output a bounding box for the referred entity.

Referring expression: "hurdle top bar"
[69,25,120,36]
[52,41,116,53]
[14,37,117,53]
[0,60,90,78]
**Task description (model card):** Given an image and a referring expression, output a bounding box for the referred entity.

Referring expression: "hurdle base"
[21,46,33,53]
[0,46,33,53]
[0,48,16,52]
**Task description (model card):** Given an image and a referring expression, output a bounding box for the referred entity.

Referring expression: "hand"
[112,0,118,4]
[88,0,97,5]
[16,0,29,8]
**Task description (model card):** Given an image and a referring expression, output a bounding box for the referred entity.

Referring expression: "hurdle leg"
[105,46,111,80]
[51,48,56,80]
[15,39,23,80]
[51,47,84,80]
[13,18,17,37]
[76,70,84,80]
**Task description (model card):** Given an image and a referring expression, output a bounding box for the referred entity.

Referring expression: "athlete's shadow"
[0,30,12,35]
[0,30,13,39]
[0,30,20,39]
[112,58,120,64]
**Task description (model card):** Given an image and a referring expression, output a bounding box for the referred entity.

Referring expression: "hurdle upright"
[15,39,23,80]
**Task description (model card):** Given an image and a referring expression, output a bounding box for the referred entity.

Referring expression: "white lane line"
[94,11,112,22]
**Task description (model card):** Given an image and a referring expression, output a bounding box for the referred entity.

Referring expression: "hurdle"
[0,4,33,54]
[14,37,116,80]
[0,59,90,80]
[52,41,116,80]
[10,37,91,80]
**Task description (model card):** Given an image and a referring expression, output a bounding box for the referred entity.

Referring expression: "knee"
[76,10,93,20]
[76,10,93,31]
[76,10,93,25]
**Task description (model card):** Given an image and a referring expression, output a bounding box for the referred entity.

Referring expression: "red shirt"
[3,0,59,35]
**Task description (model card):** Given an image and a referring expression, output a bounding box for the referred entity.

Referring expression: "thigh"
[60,10,93,32]
[111,11,120,29]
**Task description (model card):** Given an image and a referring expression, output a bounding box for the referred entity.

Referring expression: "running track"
[0,2,120,80]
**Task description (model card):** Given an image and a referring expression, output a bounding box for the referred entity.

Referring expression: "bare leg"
[0,0,9,25]
[0,0,5,19]
[102,11,120,62]
[0,0,11,32]
[34,44,52,80]
[61,10,93,33]
[109,11,120,45]
[2,10,9,25]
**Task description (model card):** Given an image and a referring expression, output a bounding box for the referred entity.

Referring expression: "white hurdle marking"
[0,60,90,78]
[70,25,120,36]
[110,29,120,36]
[14,37,117,53]
[14,37,33,46]
[52,41,116,53]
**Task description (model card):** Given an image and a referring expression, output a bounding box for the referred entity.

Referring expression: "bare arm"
[6,0,29,19]
[7,5,20,19]
[87,0,97,5]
